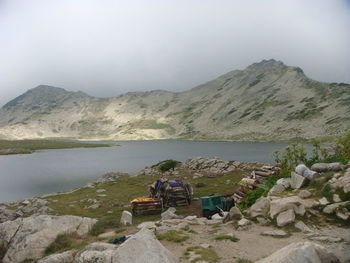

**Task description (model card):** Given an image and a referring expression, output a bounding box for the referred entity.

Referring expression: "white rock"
[276,178,291,188]
[319,197,330,206]
[298,190,312,199]
[96,189,106,193]
[302,169,319,180]
[268,184,286,196]
[333,194,341,203]
[137,221,157,229]
[255,242,340,263]
[295,164,308,176]
[237,218,251,227]
[120,210,132,226]
[294,221,312,233]
[336,208,349,220]
[277,209,295,227]
[211,213,223,220]
[161,208,181,220]
[291,172,307,189]
[248,197,270,218]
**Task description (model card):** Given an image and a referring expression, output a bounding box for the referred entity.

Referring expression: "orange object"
[131,197,155,203]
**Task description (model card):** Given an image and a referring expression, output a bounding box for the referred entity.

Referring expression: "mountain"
[0,59,349,141]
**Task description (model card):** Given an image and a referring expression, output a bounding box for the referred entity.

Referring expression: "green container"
[200,195,224,218]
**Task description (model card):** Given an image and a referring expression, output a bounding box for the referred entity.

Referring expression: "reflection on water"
[0,140,288,202]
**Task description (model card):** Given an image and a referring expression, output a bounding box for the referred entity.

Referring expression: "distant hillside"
[0,59,349,141]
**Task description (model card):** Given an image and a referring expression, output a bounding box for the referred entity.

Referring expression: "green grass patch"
[214,234,239,242]
[44,232,80,256]
[156,230,189,243]
[90,215,122,236]
[236,259,253,263]
[183,246,220,263]
[0,139,109,155]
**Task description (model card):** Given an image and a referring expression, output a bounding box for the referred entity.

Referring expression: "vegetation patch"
[0,139,109,155]
[236,259,253,263]
[44,232,81,256]
[156,230,189,243]
[214,234,239,242]
[183,246,220,263]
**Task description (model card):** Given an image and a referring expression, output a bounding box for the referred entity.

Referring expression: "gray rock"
[120,210,132,226]
[336,208,349,220]
[311,162,344,172]
[37,250,75,263]
[294,220,312,233]
[161,208,181,220]
[333,194,341,203]
[322,201,350,214]
[319,197,330,206]
[237,218,251,227]
[0,215,96,263]
[248,196,270,218]
[298,190,312,199]
[255,241,340,263]
[261,230,287,237]
[211,213,223,220]
[225,206,242,222]
[295,164,308,176]
[268,184,285,196]
[302,169,319,180]
[269,196,313,219]
[276,209,295,227]
[276,178,291,188]
[291,172,307,189]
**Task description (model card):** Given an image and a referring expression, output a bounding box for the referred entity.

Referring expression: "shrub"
[157,160,181,172]
[335,129,350,162]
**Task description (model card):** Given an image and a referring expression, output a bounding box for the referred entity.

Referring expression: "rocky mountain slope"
[0,59,349,141]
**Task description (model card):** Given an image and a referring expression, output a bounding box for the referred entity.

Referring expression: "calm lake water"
[0,140,289,203]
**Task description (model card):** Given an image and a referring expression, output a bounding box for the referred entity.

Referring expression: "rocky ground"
[0,157,349,263]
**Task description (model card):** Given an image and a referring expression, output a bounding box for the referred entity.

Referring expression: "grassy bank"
[0,139,110,155]
[44,169,243,234]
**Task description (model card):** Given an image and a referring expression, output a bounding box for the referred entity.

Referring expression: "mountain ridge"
[1,59,349,141]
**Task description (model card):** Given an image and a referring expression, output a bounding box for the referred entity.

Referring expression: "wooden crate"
[131,199,162,216]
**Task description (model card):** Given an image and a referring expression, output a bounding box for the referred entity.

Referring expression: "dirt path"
[158,223,350,263]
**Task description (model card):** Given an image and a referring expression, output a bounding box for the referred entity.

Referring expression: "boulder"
[137,221,157,229]
[276,209,295,227]
[120,210,132,226]
[269,196,311,219]
[255,242,340,263]
[248,197,270,218]
[211,213,223,220]
[237,218,251,227]
[268,184,285,196]
[161,208,181,220]
[319,197,330,206]
[290,172,307,189]
[322,201,350,214]
[276,178,291,188]
[0,215,96,263]
[336,208,349,220]
[294,220,312,233]
[224,206,242,222]
[302,169,319,180]
[111,228,178,263]
[295,164,308,176]
[311,162,344,173]
[333,194,341,203]
[37,250,75,263]
[298,190,312,199]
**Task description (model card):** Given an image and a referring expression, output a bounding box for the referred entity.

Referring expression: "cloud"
[0,0,349,106]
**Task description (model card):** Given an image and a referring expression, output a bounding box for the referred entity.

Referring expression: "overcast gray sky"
[0,0,349,107]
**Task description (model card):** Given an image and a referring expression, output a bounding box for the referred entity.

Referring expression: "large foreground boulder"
[74,228,178,263]
[0,215,97,263]
[255,242,340,263]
